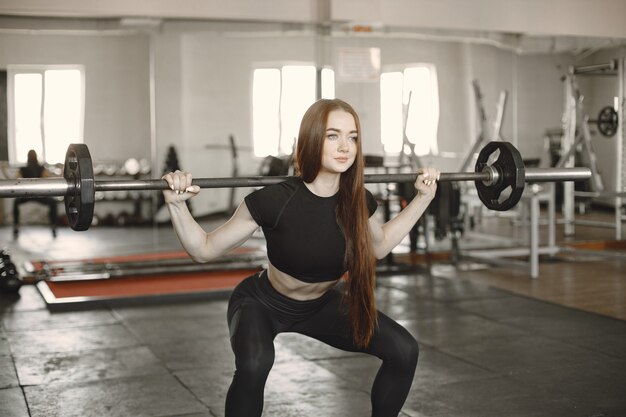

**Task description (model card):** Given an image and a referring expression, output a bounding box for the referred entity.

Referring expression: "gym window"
[380,65,439,155]
[252,65,334,157]
[8,66,84,164]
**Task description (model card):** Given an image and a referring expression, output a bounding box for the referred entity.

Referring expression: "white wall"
[515,54,573,158]
[3,0,626,39]
[154,31,184,168]
[334,0,626,39]
[330,36,474,156]
[0,0,325,24]
[161,25,575,216]
[170,29,320,213]
[0,31,151,160]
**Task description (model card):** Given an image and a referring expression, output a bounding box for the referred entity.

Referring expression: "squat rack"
[561,59,626,239]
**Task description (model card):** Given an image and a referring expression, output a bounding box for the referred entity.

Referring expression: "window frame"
[380,63,439,156]
[251,62,334,157]
[7,64,85,164]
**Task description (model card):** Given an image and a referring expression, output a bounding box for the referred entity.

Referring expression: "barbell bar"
[0,168,591,197]
[0,141,592,231]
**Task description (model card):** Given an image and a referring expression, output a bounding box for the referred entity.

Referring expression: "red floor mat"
[43,269,260,298]
[37,268,261,311]
[32,248,264,310]
[28,246,259,273]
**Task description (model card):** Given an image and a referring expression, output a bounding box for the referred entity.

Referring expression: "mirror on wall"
[1,16,625,221]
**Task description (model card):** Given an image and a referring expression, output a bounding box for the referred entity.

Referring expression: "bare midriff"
[267,262,340,301]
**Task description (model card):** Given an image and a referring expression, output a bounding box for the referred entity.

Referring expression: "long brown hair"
[27,149,40,168]
[295,99,377,348]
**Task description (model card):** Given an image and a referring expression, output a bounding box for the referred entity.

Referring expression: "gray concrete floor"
[1,223,625,417]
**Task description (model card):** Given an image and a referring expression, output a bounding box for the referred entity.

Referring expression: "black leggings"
[226,271,419,417]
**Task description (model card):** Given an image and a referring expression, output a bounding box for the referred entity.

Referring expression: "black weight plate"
[63,144,95,231]
[474,141,525,211]
[597,106,618,137]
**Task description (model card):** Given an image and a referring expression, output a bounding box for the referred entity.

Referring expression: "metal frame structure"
[562,60,626,239]
[462,185,558,278]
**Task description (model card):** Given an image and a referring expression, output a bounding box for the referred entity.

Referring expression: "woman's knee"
[399,334,419,368]
[229,303,277,381]
[235,343,275,379]
[375,319,419,369]
[387,331,418,370]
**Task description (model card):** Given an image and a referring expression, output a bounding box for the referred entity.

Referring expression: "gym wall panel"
[334,0,626,39]
[327,35,568,163]
[0,16,599,218]
[153,31,184,178]
[175,30,319,215]
[0,29,151,223]
[515,54,573,159]
[458,44,515,153]
[152,23,576,217]
[0,31,151,162]
[3,0,626,41]
[81,35,151,161]
[0,0,325,24]
[334,36,472,156]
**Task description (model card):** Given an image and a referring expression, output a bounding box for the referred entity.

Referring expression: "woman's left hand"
[414,167,440,200]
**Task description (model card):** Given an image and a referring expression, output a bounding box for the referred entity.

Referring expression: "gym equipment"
[63,143,94,232]
[0,250,22,293]
[0,141,591,231]
[36,253,267,282]
[458,80,508,173]
[205,134,253,214]
[474,141,525,211]
[560,60,626,239]
[559,72,605,193]
[590,106,619,137]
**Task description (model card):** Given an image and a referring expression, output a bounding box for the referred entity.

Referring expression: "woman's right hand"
[414,167,439,201]
[162,170,200,204]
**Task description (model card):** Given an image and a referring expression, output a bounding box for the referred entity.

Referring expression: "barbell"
[0,141,591,231]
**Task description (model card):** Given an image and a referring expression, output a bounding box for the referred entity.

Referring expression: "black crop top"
[244,178,378,283]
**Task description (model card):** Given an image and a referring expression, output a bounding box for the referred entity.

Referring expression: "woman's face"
[320,109,358,175]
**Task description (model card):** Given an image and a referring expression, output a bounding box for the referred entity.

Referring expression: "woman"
[163,99,439,417]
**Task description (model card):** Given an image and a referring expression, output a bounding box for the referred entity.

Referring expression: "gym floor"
[1,208,625,417]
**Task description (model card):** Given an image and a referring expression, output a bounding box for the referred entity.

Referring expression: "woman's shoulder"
[254,176,301,198]
[244,177,302,227]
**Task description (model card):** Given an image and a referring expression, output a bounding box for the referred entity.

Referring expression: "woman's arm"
[368,168,439,259]
[163,171,259,263]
